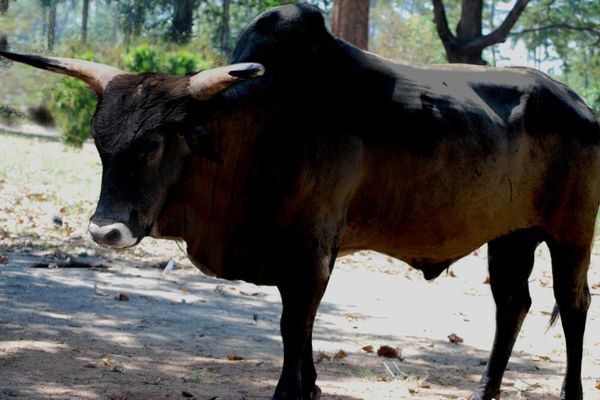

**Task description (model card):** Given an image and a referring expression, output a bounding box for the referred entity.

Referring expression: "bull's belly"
[341,166,542,275]
[341,133,555,272]
[340,206,536,280]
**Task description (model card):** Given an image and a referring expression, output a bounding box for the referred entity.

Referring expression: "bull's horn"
[188,63,265,100]
[0,50,127,95]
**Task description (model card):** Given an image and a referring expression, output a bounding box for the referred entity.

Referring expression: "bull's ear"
[0,50,127,96]
[188,63,265,101]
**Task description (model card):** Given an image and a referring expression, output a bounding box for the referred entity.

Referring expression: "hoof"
[305,385,321,400]
[469,387,501,400]
[272,385,321,400]
[271,390,303,400]
[560,380,583,400]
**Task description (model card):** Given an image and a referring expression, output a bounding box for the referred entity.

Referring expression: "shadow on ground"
[0,251,570,399]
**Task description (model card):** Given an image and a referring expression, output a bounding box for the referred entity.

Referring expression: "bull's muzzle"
[88,221,137,248]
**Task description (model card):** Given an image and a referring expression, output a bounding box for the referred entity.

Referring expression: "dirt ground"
[2,133,600,400]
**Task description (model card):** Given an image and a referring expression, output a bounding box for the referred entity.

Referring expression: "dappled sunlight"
[0,339,69,354]
[3,246,600,398]
[12,384,99,400]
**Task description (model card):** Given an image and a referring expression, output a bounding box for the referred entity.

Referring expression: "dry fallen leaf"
[346,314,359,322]
[181,390,194,398]
[483,276,491,285]
[226,355,244,361]
[0,255,7,264]
[333,350,348,360]
[377,345,402,359]
[362,345,374,353]
[596,380,600,391]
[214,285,225,294]
[316,352,331,363]
[420,383,431,389]
[448,333,464,344]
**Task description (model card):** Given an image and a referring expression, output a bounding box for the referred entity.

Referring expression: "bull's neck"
[158,87,272,277]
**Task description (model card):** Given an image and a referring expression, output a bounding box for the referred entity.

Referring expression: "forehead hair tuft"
[92,73,193,153]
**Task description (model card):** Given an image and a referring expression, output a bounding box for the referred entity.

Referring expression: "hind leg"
[471,229,540,400]
[547,239,592,400]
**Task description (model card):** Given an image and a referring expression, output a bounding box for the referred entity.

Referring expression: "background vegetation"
[0,0,598,145]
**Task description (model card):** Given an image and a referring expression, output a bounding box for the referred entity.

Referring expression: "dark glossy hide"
[154,5,599,400]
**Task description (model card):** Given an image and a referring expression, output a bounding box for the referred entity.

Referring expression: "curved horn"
[0,50,127,95]
[188,63,265,100]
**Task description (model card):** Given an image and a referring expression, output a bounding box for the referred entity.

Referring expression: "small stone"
[114,293,129,301]
[51,212,63,227]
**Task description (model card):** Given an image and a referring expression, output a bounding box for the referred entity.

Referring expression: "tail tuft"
[547,303,560,331]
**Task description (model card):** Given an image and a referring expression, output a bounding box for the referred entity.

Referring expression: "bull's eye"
[144,138,163,161]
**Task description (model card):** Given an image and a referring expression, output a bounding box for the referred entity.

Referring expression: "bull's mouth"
[88,221,141,249]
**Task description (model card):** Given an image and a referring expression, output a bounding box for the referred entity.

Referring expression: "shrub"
[49,52,98,147]
[124,45,211,75]
[122,44,162,73]
[584,86,600,118]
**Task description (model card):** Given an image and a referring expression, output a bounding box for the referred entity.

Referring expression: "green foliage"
[50,76,97,147]
[122,44,163,73]
[49,52,97,147]
[123,44,211,74]
[583,86,600,117]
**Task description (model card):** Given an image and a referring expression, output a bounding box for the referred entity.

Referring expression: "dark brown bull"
[2,4,599,399]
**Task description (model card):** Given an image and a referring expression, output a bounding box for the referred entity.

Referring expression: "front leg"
[273,252,334,400]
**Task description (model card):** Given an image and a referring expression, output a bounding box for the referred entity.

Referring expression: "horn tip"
[228,63,266,79]
[251,64,266,77]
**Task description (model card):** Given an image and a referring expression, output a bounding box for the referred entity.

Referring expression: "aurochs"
[3,3,600,399]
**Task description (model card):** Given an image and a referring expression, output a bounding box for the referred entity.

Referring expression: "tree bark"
[332,0,370,50]
[220,0,231,54]
[432,0,531,64]
[81,0,89,44]
[48,1,57,51]
[171,0,194,44]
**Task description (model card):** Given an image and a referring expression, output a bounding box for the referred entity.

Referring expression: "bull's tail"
[547,303,560,330]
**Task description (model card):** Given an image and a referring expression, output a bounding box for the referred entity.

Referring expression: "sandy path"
[2,246,600,400]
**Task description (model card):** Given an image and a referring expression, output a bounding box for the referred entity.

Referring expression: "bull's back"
[340,62,600,267]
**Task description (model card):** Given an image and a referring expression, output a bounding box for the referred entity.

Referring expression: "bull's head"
[0,51,264,248]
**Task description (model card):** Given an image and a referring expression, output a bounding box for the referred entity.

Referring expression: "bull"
[2,4,599,399]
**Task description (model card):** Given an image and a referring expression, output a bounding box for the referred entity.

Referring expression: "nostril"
[104,228,122,244]
[88,222,136,248]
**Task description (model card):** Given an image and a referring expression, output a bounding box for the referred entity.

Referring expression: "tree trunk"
[41,3,48,43]
[433,0,531,65]
[220,0,231,54]
[48,1,57,51]
[0,0,9,15]
[171,0,194,44]
[81,0,89,43]
[132,0,145,37]
[332,0,370,50]
[110,0,118,45]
